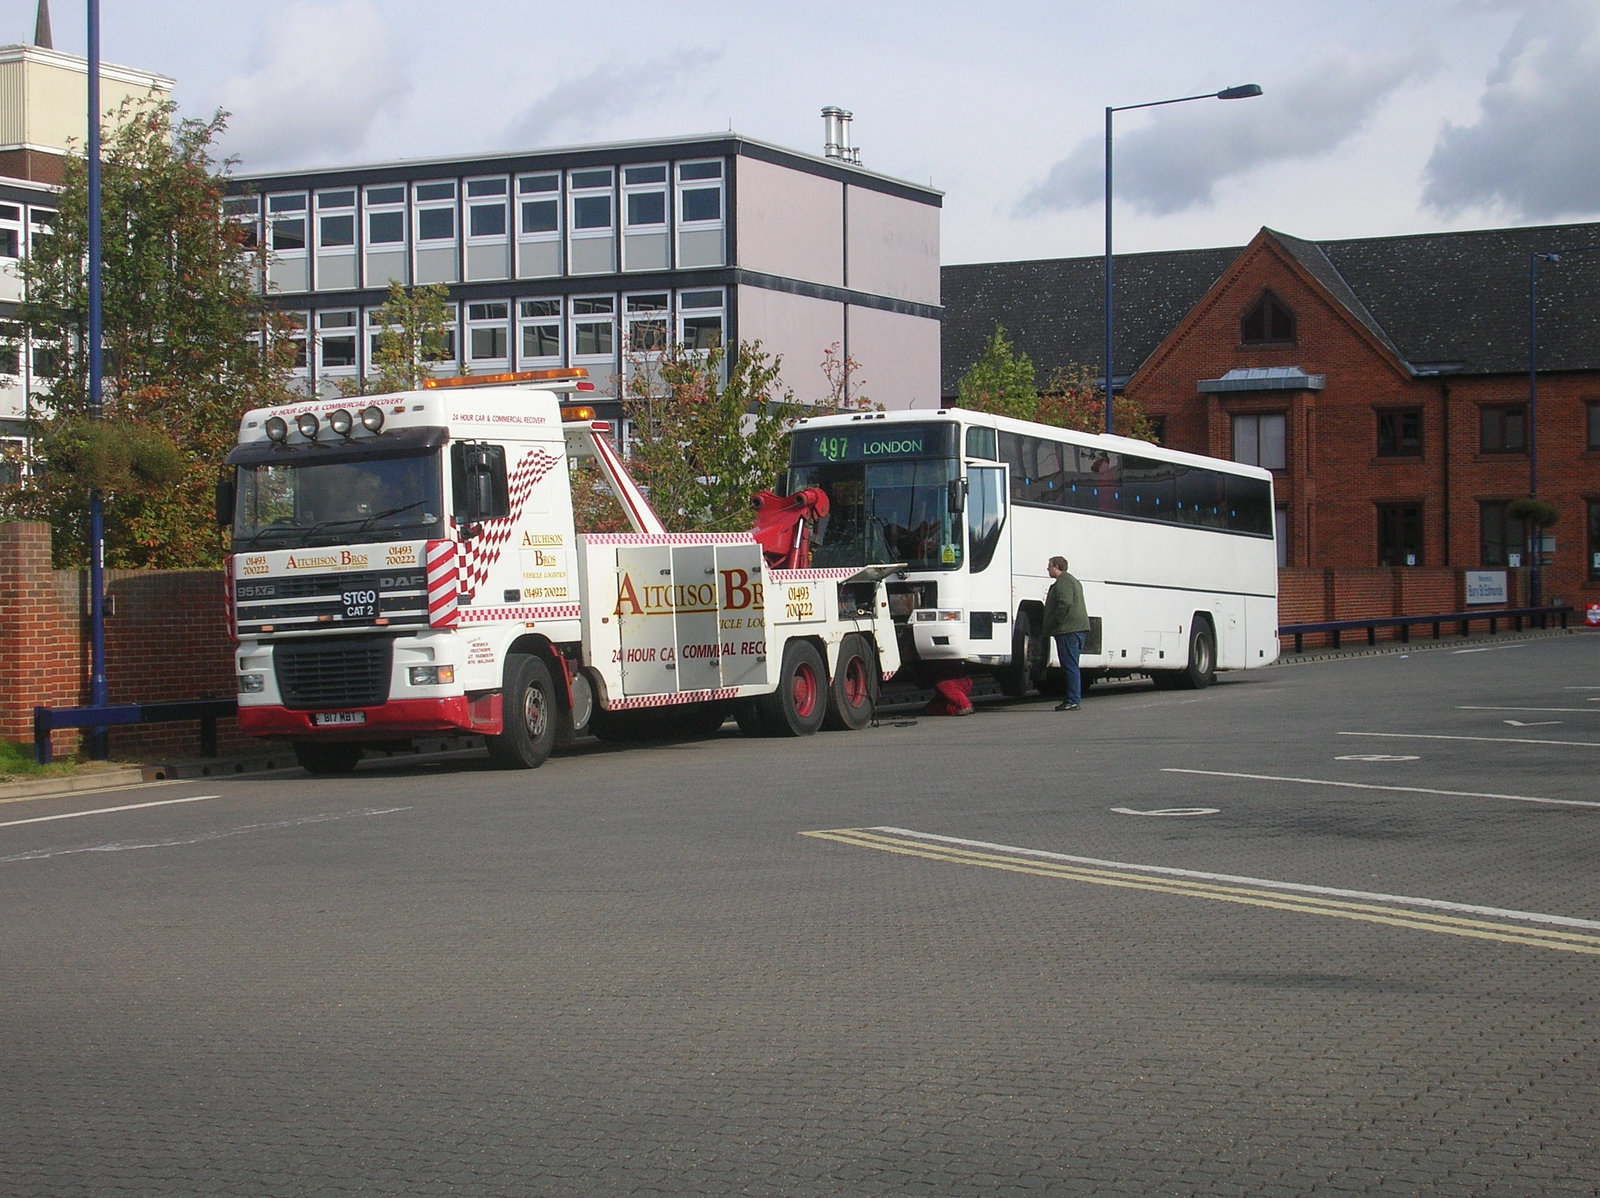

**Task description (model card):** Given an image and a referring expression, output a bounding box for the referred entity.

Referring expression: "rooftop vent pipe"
[821,106,861,164]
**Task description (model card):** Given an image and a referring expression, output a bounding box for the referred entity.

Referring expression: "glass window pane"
[523,324,559,357]
[368,211,404,244]
[680,188,721,222]
[571,169,613,189]
[521,199,558,234]
[418,208,455,241]
[627,192,666,226]
[320,214,355,246]
[415,182,456,202]
[679,162,721,181]
[573,195,612,229]
[470,204,506,237]
[366,185,405,205]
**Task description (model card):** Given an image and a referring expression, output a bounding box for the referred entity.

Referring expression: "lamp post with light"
[1103,84,1262,435]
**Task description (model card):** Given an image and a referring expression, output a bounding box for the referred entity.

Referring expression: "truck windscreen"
[232,450,446,550]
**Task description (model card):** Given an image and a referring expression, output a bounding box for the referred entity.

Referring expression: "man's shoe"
[1055,701,1080,712]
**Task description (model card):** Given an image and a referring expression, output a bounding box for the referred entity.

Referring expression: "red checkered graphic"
[607,688,741,710]
[585,532,753,546]
[463,448,563,594]
[769,567,862,581]
[460,604,581,624]
[427,539,461,627]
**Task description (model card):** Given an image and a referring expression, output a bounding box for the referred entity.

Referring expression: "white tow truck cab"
[219,369,900,774]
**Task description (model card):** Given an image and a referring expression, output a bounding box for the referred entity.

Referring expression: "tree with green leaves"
[957,325,1037,421]
[621,340,796,532]
[8,100,297,568]
[957,324,1153,440]
[340,281,455,395]
[1036,361,1155,442]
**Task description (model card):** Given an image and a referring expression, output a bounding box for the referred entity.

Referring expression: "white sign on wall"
[1465,570,1508,606]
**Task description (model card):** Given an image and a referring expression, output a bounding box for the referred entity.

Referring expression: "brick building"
[943,222,1600,609]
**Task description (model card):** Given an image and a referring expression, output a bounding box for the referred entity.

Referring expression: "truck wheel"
[487,653,558,768]
[823,634,877,731]
[292,741,362,775]
[756,640,827,737]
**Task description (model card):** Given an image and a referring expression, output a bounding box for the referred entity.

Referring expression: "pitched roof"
[940,221,1600,395]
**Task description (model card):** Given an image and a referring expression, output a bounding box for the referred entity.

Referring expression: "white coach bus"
[783,407,1279,693]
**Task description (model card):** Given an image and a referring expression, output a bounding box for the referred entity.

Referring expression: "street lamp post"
[1104,83,1261,435]
[1526,244,1599,609]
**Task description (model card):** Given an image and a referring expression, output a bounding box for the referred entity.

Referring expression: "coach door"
[964,463,1012,648]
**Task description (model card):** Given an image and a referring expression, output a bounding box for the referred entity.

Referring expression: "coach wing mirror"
[947,477,967,514]
[451,441,510,532]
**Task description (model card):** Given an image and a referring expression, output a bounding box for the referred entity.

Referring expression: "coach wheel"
[756,639,827,737]
[1176,619,1217,690]
[292,741,363,776]
[997,610,1042,697]
[823,634,878,731]
[486,653,558,768]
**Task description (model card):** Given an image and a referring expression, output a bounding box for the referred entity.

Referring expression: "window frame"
[465,300,511,370]
[1241,290,1296,345]
[1231,411,1287,471]
[1376,407,1423,458]
[517,297,562,367]
[267,193,308,255]
[1377,502,1424,567]
[1479,404,1527,454]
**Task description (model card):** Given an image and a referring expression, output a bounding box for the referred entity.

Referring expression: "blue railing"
[1278,605,1574,654]
[33,698,238,765]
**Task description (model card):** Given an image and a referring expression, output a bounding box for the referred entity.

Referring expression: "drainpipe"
[1438,380,1450,568]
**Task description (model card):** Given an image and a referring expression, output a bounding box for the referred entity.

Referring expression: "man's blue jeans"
[1053,631,1086,705]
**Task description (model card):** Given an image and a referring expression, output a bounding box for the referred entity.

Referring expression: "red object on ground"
[925,674,974,716]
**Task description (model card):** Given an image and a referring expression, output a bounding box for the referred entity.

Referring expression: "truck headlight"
[237,672,265,694]
[408,665,455,686]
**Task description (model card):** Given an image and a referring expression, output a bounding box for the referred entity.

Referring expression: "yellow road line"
[801,828,1600,956]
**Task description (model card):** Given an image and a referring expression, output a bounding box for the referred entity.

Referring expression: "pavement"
[2,624,1584,805]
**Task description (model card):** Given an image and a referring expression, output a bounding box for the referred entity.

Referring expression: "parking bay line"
[0,794,224,829]
[1341,730,1600,750]
[801,827,1600,955]
[1162,767,1600,809]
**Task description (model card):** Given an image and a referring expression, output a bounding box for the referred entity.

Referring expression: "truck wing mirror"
[215,471,236,527]
[451,441,510,525]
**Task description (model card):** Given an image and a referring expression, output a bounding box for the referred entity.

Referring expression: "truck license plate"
[313,711,366,726]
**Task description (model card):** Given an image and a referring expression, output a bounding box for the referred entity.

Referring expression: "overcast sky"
[31,0,1600,264]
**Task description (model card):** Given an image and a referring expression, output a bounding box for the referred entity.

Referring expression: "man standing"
[1042,555,1090,712]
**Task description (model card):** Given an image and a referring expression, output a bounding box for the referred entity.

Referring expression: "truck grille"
[274,636,393,709]
[235,569,431,636]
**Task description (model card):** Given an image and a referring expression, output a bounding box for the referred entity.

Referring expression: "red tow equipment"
[750,487,831,569]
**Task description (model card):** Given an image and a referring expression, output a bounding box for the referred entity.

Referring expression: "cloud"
[503,47,725,148]
[1015,49,1437,219]
[1423,1,1600,219]
[210,0,409,168]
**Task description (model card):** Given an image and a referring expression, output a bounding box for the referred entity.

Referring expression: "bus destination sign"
[790,423,954,465]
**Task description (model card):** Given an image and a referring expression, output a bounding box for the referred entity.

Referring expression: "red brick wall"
[0,522,248,762]
[1276,565,1531,649]
[1129,231,1600,610]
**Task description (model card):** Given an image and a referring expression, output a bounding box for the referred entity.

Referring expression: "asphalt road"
[4,635,1599,1196]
